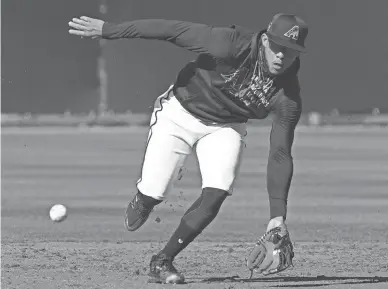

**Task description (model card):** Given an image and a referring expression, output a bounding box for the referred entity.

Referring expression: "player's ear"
[261,33,269,48]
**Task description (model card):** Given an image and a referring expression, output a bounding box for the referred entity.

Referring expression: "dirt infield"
[2,126,388,288]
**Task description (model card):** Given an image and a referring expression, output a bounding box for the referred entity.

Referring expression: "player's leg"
[148,187,227,284]
[148,124,246,282]
[196,124,246,193]
[125,91,194,232]
[158,125,246,253]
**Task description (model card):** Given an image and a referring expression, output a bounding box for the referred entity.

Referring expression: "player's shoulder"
[211,24,254,42]
[209,24,255,59]
[228,24,255,36]
[227,24,256,54]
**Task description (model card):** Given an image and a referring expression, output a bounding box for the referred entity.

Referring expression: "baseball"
[49,204,68,222]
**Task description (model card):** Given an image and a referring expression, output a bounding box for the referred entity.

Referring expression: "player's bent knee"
[202,187,229,198]
[201,187,229,214]
[201,179,235,194]
[182,187,228,230]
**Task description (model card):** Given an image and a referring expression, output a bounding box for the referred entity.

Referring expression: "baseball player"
[69,13,308,284]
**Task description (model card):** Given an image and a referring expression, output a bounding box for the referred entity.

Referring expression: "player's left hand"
[246,225,294,277]
[68,16,104,39]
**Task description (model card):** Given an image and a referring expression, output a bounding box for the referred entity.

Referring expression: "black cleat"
[148,253,185,284]
[124,194,153,231]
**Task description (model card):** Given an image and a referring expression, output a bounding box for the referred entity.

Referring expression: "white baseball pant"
[136,86,247,200]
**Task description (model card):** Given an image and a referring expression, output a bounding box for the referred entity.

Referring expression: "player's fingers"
[80,16,92,22]
[71,17,89,26]
[68,21,86,31]
[68,29,86,36]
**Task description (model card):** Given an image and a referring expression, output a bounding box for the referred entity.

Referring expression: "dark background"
[1,0,100,114]
[2,0,387,114]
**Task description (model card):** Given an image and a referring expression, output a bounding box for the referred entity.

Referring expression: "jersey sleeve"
[102,19,235,59]
[266,78,302,220]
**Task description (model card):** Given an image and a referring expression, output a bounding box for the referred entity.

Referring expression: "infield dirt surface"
[2,126,388,289]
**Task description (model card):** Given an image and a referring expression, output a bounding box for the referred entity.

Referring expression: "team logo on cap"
[284,25,299,40]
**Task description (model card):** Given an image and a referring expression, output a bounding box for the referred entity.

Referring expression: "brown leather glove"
[246,225,294,278]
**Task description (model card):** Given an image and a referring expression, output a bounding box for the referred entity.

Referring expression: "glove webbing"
[248,226,283,279]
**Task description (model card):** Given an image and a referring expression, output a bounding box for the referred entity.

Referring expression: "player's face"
[262,34,300,75]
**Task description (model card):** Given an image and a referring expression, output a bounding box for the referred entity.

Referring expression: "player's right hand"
[68,16,104,39]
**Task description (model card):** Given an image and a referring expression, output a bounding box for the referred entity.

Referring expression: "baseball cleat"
[148,253,185,284]
[124,194,153,231]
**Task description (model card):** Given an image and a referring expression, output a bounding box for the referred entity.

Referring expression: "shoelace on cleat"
[131,197,152,218]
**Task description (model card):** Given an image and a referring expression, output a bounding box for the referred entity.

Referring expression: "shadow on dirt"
[198,275,388,287]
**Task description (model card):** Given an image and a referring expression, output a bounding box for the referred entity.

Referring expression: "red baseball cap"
[266,13,308,52]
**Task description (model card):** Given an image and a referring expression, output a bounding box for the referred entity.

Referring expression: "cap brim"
[267,33,307,53]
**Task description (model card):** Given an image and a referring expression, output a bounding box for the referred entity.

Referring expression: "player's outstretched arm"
[69,17,235,59]
[266,88,302,221]
[69,16,104,39]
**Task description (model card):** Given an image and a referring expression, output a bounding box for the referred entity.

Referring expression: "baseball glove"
[246,225,294,278]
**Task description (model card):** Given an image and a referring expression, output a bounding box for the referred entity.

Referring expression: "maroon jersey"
[102,19,301,123]
[102,19,302,218]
